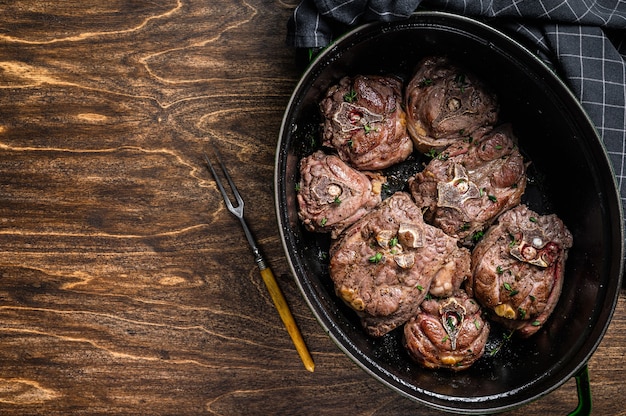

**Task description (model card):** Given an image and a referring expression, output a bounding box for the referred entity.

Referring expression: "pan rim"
[275,10,624,414]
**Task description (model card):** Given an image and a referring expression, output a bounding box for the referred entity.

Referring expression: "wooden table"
[0,1,624,415]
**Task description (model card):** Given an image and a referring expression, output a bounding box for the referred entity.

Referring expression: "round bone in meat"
[320,75,413,170]
[468,204,573,337]
[405,56,498,152]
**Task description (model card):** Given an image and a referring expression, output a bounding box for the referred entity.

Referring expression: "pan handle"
[296,48,324,71]
[568,365,592,416]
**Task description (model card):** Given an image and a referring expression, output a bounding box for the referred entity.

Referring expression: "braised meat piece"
[404,290,489,371]
[468,205,573,337]
[329,192,471,337]
[320,75,413,170]
[408,124,527,244]
[297,151,384,238]
[405,56,498,153]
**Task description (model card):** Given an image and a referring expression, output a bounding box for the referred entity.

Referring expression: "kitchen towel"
[286,0,626,208]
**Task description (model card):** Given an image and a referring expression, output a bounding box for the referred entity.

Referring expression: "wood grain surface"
[0,1,624,415]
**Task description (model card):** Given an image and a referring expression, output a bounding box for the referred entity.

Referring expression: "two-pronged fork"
[203,148,314,372]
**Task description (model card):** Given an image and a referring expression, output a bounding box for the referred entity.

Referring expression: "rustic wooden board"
[0,1,624,415]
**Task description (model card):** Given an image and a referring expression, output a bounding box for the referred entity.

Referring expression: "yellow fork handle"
[259,266,315,372]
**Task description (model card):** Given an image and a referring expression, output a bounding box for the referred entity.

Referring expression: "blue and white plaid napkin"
[287,0,626,210]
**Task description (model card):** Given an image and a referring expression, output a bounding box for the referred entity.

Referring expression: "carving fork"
[203,148,315,372]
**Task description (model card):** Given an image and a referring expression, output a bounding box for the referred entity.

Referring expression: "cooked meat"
[408,124,527,244]
[468,205,573,337]
[320,75,413,170]
[297,151,384,238]
[329,192,471,337]
[404,290,489,371]
[405,56,498,153]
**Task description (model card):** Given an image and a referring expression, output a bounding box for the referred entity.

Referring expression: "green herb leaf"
[472,230,484,242]
[427,149,439,159]
[368,252,383,264]
[343,89,357,103]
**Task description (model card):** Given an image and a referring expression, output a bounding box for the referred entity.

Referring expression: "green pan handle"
[295,47,324,71]
[568,365,592,416]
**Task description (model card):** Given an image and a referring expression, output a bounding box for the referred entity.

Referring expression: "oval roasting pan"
[275,12,624,414]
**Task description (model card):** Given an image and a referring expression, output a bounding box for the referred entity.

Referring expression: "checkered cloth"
[286,0,626,210]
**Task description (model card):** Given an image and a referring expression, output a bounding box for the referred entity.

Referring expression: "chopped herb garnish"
[531,320,541,326]
[416,284,424,291]
[363,124,372,134]
[368,252,383,264]
[473,319,480,330]
[343,89,357,103]
[427,148,450,161]
[446,317,456,330]
[389,237,398,248]
[488,194,497,202]
[495,145,503,150]
[333,196,341,205]
[442,335,449,343]
[320,217,328,227]
[529,295,536,302]
[518,308,527,319]
[529,216,538,223]
[420,78,433,86]
[455,73,467,91]
[295,183,301,191]
[496,265,504,275]
[347,139,353,147]
[487,329,515,357]
[502,282,518,297]
[472,230,484,242]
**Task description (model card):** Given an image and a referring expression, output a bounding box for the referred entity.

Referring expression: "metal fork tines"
[203,150,261,266]
[203,148,315,372]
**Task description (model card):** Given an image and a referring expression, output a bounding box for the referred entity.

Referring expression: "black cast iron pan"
[275,12,624,414]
